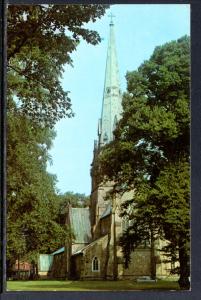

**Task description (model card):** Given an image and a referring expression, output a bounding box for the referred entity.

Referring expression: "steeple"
[98,15,122,146]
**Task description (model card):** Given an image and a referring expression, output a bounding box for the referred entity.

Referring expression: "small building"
[9,260,32,280]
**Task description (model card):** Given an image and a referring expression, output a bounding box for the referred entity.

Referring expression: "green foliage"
[7,4,109,126]
[7,110,67,265]
[95,36,190,288]
[7,4,108,270]
[56,192,90,224]
[152,160,190,240]
[59,192,90,208]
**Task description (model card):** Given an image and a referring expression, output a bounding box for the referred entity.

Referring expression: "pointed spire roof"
[99,16,122,146]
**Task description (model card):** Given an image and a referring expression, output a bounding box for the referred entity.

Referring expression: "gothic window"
[92,257,100,272]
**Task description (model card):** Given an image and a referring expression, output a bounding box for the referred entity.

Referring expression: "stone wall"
[120,248,151,279]
[80,235,109,280]
[72,235,156,280]
[155,239,179,279]
[100,215,111,236]
[90,183,112,235]
[71,255,83,279]
[70,236,178,280]
[51,253,66,278]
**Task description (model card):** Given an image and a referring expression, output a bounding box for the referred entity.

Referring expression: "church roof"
[52,247,65,255]
[72,235,108,256]
[70,207,92,244]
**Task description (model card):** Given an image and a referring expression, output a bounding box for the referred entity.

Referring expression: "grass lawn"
[7,279,180,291]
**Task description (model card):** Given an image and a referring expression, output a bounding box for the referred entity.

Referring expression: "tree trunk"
[178,240,190,290]
[112,194,118,281]
[103,213,112,280]
[17,256,20,280]
[66,237,72,280]
[113,210,118,280]
[35,263,38,278]
[103,230,111,280]
[150,230,156,280]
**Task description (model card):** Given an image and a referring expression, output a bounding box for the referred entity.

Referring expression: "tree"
[95,36,190,289]
[7,4,109,126]
[56,192,90,224]
[7,110,68,270]
[7,4,109,272]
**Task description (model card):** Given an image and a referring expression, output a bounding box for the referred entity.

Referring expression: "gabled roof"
[72,235,108,256]
[52,247,65,255]
[70,208,92,243]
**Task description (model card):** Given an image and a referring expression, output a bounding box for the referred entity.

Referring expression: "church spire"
[99,15,122,146]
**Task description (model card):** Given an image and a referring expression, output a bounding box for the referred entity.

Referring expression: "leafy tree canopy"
[7,112,67,266]
[95,36,190,289]
[7,4,108,270]
[56,192,90,224]
[7,4,109,126]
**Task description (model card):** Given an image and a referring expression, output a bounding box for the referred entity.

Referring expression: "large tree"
[95,36,190,289]
[7,4,108,126]
[7,4,108,270]
[7,111,67,268]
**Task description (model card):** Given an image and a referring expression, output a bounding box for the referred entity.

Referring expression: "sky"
[47,4,190,196]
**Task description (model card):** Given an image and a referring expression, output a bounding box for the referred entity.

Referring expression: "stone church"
[47,18,176,281]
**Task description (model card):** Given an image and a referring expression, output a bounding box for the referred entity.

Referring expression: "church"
[42,17,176,281]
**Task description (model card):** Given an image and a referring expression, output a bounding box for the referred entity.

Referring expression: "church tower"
[65,16,173,282]
[91,16,122,238]
[98,15,122,147]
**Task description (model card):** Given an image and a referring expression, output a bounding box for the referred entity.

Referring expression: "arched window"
[92,257,100,272]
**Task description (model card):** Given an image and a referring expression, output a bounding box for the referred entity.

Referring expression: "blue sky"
[47,4,190,196]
